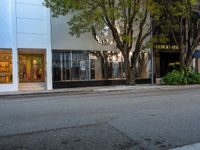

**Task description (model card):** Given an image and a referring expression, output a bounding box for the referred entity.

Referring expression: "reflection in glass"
[136,52,151,79]
[19,55,44,82]
[72,51,89,80]
[52,50,90,81]
[52,52,61,81]
[90,52,124,80]
[0,49,12,84]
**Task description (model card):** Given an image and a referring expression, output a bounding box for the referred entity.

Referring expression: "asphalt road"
[0,88,200,150]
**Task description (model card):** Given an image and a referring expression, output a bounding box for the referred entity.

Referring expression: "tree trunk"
[179,47,193,68]
[179,46,187,68]
[185,50,194,67]
[123,49,135,85]
[130,66,136,85]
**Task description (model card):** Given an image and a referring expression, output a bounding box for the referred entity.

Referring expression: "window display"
[52,50,125,82]
[72,51,89,80]
[52,51,71,81]
[19,54,44,82]
[0,50,12,84]
[52,50,89,81]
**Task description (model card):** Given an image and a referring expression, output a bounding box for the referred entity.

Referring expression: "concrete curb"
[0,89,94,99]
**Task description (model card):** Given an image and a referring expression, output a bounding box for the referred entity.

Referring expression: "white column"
[11,0,18,91]
[46,8,53,90]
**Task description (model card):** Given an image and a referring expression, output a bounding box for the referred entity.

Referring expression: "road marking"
[170,143,200,150]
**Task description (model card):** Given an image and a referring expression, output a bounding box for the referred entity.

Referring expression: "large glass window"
[0,49,12,84]
[108,55,124,79]
[52,51,71,81]
[90,52,124,80]
[72,51,89,80]
[52,52,61,81]
[52,50,89,81]
[136,52,151,79]
[52,50,126,82]
[19,54,44,83]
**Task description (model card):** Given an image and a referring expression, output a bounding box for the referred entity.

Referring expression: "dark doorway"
[160,52,180,77]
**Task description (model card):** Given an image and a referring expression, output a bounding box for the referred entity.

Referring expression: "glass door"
[19,54,44,83]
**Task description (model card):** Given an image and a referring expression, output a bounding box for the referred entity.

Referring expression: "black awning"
[193,50,200,58]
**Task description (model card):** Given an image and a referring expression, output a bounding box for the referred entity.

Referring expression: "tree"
[90,25,119,80]
[159,0,200,68]
[44,0,159,85]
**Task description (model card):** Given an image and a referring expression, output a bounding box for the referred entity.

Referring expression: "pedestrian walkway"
[170,143,200,150]
[0,84,200,98]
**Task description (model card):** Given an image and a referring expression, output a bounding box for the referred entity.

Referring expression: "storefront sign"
[155,44,179,50]
[193,50,200,58]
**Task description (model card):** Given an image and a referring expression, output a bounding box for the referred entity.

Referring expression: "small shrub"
[162,70,184,85]
[162,68,200,85]
[188,72,200,84]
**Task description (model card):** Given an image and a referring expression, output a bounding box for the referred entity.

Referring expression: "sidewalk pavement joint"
[0,84,200,98]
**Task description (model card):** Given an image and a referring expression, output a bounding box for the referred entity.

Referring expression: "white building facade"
[0,0,52,92]
[1,0,200,92]
[1,0,151,92]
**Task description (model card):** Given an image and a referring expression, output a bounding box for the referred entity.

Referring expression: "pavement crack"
[0,122,108,139]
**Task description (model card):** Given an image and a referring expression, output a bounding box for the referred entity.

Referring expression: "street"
[0,87,200,150]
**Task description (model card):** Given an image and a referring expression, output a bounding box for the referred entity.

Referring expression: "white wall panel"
[16,0,43,5]
[17,34,46,48]
[16,4,45,19]
[51,16,115,51]
[17,19,46,34]
[16,1,48,49]
[0,0,12,48]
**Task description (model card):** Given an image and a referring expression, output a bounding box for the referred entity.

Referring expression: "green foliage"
[188,72,200,84]
[156,0,200,68]
[44,0,160,39]
[162,70,186,85]
[162,68,200,85]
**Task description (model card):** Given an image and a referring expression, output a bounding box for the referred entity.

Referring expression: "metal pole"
[151,17,154,85]
[151,47,154,85]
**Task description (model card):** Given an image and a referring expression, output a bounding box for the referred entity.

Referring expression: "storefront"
[18,49,47,91]
[0,0,152,92]
[154,44,200,78]
[0,49,12,84]
[52,50,89,82]
[52,50,151,88]
[52,50,124,88]
[159,52,180,77]
[19,54,45,83]
[154,44,180,77]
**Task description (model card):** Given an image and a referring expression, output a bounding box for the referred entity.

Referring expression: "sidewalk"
[0,84,200,98]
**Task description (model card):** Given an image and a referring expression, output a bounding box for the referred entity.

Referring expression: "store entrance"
[160,52,180,77]
[19,54,45,83]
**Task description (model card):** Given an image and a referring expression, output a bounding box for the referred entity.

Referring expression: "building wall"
[0,2,151,92]
[16,0,48,49]
[51,15,115,51]
[0,0,18,92]
[16,0,52,90]
[197,59,200,73]
[0,1,12,48]
[0,0,52,92]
